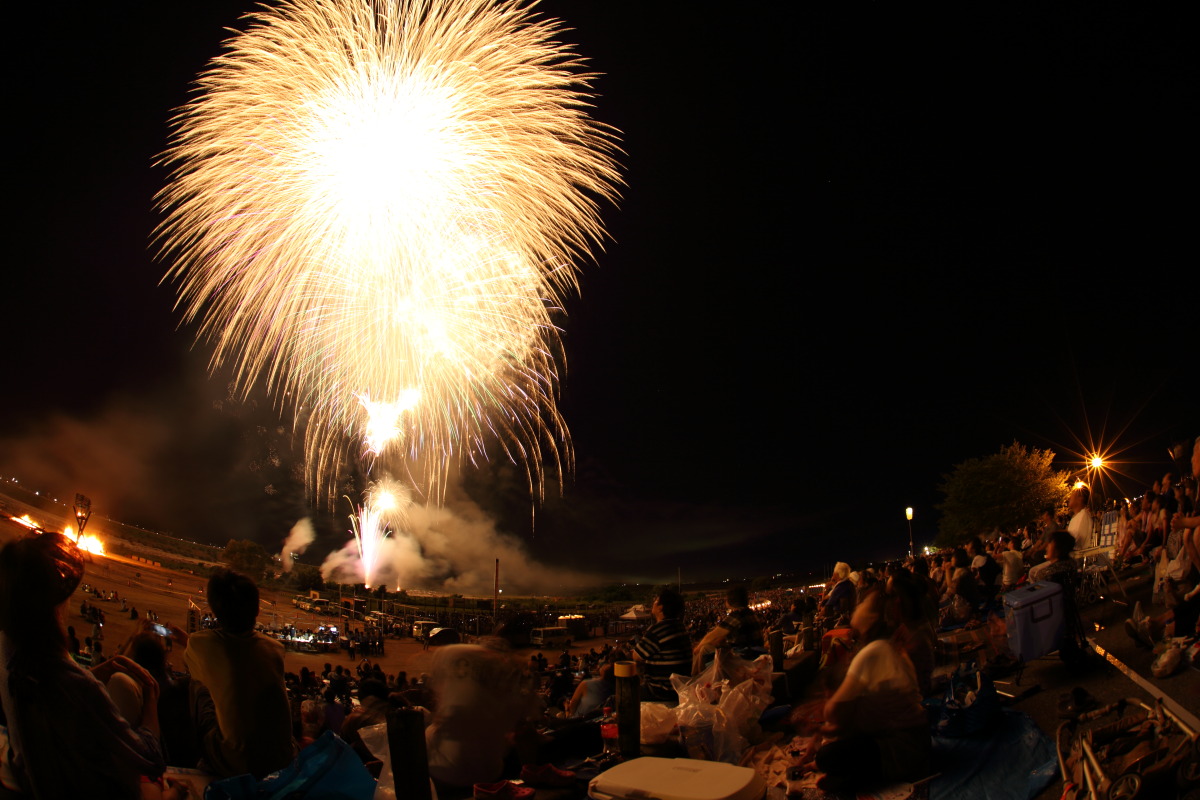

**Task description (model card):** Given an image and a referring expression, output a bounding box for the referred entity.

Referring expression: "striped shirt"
[633,618,692,701]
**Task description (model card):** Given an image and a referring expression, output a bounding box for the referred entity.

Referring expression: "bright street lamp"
[905,507,914,558]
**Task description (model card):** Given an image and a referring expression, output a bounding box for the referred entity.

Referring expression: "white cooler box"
[1003,581,1064,662]
[589,757,766,800]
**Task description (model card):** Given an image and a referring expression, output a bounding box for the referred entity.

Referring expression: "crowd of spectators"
[0,438,1195,797]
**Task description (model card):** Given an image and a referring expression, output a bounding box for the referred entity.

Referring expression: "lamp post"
[74,493,92,535]
[905,507,914,558]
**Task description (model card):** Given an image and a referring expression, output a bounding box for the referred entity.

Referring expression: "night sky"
[4,2,1195,587]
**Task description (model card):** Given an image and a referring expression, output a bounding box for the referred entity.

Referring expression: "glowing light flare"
[358,391,420,456]
[1090,455,1104,469]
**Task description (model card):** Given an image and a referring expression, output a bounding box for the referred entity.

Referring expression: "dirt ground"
[55,536,599,680]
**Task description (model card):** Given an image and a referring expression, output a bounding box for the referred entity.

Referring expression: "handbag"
[204,731,376,800]
[934,664,1000,738]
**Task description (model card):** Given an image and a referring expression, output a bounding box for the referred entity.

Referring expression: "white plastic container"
[588,757,766,800]
[1003,581,1064,662]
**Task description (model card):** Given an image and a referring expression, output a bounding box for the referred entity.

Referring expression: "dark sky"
[4,2,1195,586]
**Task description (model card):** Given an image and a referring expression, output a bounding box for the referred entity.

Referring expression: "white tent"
[619,604,652,621]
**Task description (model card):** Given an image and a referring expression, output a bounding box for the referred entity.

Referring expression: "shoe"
[519,763,576,787]
[473,780,535,800]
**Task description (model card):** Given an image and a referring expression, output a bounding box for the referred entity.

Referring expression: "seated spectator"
[997,536,1025,592]
[632,587,692,702]
[0,532,164,797]
[425,627,539,790]
[821,562,856,626]
[885,568,936,697]
[944,548,983,610]
[564,663,615,718]
[814,587,930,793]
[182,568,295,779]
[322,687,347,736]
[692,586,764,672]
[340,679,393,761]
[1029,531,1076,585]
[122,626,199,769]
[967,537,1000,597]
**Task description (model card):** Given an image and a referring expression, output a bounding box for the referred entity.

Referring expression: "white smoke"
[280,517,315,571]
[319,492,596,595]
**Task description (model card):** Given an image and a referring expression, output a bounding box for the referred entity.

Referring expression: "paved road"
[1000,567,1199,799]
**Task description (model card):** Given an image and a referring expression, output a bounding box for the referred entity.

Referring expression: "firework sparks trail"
[157,0,621,502]
[348,480,412,587]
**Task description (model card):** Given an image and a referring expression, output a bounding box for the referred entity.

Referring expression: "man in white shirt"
[997,536,1025,591]
[1067,486,1093,551]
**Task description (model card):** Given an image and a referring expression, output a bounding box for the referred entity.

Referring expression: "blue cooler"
[1003,581,1064,662]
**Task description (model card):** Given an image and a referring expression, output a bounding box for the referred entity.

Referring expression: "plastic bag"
[641,702,676,745]
[671,651,774,763]
[358,723,394,800]
[204,731,376,800]
[1151,645,1183,678]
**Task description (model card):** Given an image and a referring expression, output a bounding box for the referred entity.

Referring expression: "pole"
[493,558,499,624]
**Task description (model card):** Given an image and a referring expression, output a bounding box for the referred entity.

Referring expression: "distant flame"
[63,525,106,555]
[76,535,106,555]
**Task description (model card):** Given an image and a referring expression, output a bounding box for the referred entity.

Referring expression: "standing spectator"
[1067,486,1093,550]
[182,568,295,779]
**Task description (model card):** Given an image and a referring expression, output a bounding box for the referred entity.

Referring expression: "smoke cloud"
[280,517,315,571]
[320,491,597,595]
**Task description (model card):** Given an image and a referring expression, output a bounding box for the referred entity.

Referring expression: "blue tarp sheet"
[930,709,1058,800]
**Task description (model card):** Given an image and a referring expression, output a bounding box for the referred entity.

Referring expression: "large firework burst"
[157,0,620,501]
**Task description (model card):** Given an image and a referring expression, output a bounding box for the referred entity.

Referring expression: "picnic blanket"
[929,709,1057,800]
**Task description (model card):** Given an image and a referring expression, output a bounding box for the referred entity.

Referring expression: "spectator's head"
[832,562,851,581]
[358,679,389,702]
[1049,530,1075,561]
[597,663,615,683]
[726,585,749,609]
[850,587,891,642]
[967,537,984,556]
[207,568,260,634]
[125,632,169,681]
[1039,508,1056,526]
[0,533,83,659]
[952,548,969,569]
[654,588,684,620]
[1070,486,1090,513]
[886,568,927,627]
